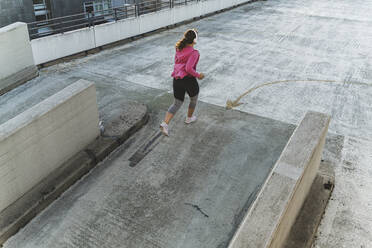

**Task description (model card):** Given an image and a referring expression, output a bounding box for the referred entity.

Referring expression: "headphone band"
[192,29,198,43]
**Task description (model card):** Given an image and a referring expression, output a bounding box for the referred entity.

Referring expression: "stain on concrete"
[129,131,163,167]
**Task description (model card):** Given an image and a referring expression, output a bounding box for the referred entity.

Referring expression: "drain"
[129,131,163,167]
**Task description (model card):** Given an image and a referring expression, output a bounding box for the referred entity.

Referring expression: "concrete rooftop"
[3,95,295,247]
[1,0,372,246]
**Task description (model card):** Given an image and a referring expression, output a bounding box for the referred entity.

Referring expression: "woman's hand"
[198,73,205,80]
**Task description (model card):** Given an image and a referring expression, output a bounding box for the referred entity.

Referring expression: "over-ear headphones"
[192,29,198,44]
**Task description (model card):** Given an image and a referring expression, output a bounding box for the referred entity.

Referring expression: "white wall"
[139,9,173,34]
[31,27,96,66]
[31,0,250,65]
[203,0,221,13]
[0,79,100,213]
[0,22,37,93]
[172,2,201,24]
[95,17,140,47]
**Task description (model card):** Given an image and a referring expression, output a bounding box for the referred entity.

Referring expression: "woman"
[160,29,205,136]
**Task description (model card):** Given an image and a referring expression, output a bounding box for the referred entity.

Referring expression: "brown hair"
[175,29,197,51]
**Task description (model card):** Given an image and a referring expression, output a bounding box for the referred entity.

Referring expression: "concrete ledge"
[0,22,37,95]
[228,111,331,248]
[0,80,100,215]
[0,98,148,246]
[100,101,148,143]
[0,65,38,96]
[84,101,149,163]
[0,151,94,245]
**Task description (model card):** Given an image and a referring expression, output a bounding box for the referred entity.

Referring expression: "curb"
[0,106,149,246]
[283,172,335,247]
[0,66,39,96]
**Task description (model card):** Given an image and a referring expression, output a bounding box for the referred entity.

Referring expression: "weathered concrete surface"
[228,112,330,248]
[99,100,148,139]
[1,0,372,246]
[0,151,94,245]
[3,90,295,247]
[0,99,148,246]
[85,100,149,162]
[0,80,99,214]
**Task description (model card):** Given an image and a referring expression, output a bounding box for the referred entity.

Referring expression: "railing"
[28,0,201,39]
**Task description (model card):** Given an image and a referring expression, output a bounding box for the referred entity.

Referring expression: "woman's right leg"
[166,78,185,123]
[160,78,185,136]
[160,98,183,136]
[165,98,184,124]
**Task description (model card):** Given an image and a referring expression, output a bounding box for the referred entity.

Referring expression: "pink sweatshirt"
[171,46,200,79]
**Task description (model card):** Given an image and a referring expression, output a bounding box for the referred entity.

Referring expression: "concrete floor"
[1,0,372,246]
[3,90,295,247]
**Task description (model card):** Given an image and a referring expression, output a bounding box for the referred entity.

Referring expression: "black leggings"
[173,76,199,101]
[168,77,199,114]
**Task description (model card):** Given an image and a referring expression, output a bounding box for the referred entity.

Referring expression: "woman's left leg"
[187,94,198,118]
[160,78,186,136]
[166,98,184,123]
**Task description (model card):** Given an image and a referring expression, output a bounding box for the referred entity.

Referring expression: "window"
[84,0,112,16]
[33,0,50,22]
[84,2,94,15]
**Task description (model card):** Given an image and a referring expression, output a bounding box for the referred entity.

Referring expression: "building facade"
[0,0,35,28]
[0,0,130,28]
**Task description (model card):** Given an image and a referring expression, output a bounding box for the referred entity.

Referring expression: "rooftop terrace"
[1,0,372,247]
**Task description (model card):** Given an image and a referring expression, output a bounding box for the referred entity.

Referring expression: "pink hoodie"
[171,46,200,79]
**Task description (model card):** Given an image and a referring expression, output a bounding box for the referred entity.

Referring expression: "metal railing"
[28,0,201,39]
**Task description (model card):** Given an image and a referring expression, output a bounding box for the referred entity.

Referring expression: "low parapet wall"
[0,79,100,214]
[229,111,331,248]
[0,22,38,95]
[31,0,253,65]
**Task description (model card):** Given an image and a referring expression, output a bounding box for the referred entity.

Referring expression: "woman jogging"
[160,29,205,136]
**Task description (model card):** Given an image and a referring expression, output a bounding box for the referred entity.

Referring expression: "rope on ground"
[225,79,368,110]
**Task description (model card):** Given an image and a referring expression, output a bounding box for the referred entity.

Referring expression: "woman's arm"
[185,51,201,78]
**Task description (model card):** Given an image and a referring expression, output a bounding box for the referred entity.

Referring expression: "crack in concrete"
[185,203,209,218]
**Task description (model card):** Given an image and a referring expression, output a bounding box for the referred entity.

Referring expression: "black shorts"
[173,76,199,101]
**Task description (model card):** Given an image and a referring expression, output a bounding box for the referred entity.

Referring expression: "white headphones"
[192,29,198,44]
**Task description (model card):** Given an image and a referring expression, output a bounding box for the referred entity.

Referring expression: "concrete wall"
[228,111,331,248]
[0,22,38,95]
[31,0,253,64]
[31,27,96,66]
[0,0,35,28]
[0,79,100,214]
[94,17,139,47]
